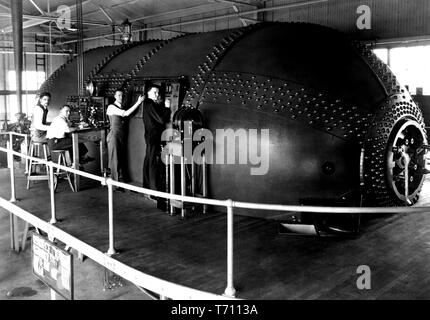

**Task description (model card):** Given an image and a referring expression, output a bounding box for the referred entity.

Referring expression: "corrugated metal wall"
[269,0,430,40]
[136,0,430,42]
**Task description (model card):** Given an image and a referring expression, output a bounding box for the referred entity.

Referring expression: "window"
[373,45,430,95]
[0,71,45,123]
[390,46,430,95]
[373,48,388,64]
[7,71,46,91]
[6,94,38,118]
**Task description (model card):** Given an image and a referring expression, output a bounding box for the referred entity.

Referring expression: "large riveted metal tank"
[40,22,428,208]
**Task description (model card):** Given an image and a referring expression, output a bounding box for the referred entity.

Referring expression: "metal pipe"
[402,152,412,205]
[9,212,15,250]
[202,153,207,214]
[58,0,329,45]
[107,180,117,256]
[49,162,57,224]
[2,35,7,124]
[7,137,16,202]
[211,0,257,7]
[24,135,29,174]
[10,0,23,114]
[29,0,45,15]
[165,152,170,214]
[169,153,175,215]
[181,155,185,219]
[0,51,72,56]
[223,199,236,298]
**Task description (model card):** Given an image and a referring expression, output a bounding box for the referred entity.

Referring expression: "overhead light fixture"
[120,19,132,44]
[86,81,96,96]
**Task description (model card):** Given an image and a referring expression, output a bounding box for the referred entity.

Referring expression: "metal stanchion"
[106,180,117,256]
[169,154,175,216]
[49,162,57,224]
[180,156,186,219]
[7,139,16,202]
[7,138,19,251]
[223,199,236,298]
[202,153,207,214]
[402,152,412,206]
[165,152,170,213]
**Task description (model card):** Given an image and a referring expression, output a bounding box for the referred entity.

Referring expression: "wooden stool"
[51,149,75,192]
[27,141,50,189]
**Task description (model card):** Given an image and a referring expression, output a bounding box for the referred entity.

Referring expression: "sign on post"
[31,232,74,300]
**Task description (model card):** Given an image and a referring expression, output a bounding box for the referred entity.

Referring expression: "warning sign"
[31,232,74,300]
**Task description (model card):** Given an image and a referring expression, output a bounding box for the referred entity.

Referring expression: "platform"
[2,166,430,299]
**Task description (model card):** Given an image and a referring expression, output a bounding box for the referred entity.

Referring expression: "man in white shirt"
[47,105,91,164]
[106,89,144,185]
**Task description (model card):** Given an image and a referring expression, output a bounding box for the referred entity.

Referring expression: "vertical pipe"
[47,0,52,77]
[7,137,16,202]
[202,153,207,214]
[180,155,185,219]
[24,135,29,174]
[165,152,170,213]
[49,162,57,224]
[107,180,116,255]
[7,138,19,252]
[223,199,236,298]
[169,154,175,216]
[9,212,15,250]
[76,0,84,96]
[2,34,8,124]
[10,0,23,114]
[100,129,106,174]
[403,152,411,205]
[191,154,195,196]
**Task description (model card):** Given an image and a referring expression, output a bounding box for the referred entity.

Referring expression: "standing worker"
[106,89,144,185]
[142,85,171,194]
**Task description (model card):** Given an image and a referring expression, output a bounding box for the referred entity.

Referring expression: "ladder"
[34,35,46,75]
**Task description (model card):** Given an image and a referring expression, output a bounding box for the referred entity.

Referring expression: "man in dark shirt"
[142,85,171,192]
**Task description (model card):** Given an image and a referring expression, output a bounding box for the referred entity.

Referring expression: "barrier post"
[7,138,16,203]
[49,162,57,224]
[24,134,29,174]
[107,179,117,256]
[223,199,236,298]
[402,152,411,205]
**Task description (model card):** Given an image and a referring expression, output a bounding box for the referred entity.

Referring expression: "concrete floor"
[0,163,152,300]
[0,210,151,300]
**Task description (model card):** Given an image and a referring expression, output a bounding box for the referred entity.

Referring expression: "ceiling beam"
[98,5,123,32]
[0,0,96,33]
[129,3,232,23]
[59,0,329,45]
[0,13,109,33]
[209,0,257,7]
[28,0,45,15]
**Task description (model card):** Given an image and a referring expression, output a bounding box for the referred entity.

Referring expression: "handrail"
[0,146,105,184]
[0,197,235,300]
[0,131,30,138]
[1,145,429,215]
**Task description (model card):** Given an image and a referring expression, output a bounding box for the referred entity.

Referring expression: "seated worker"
[46,105,93,165]
[30,92,51,142]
